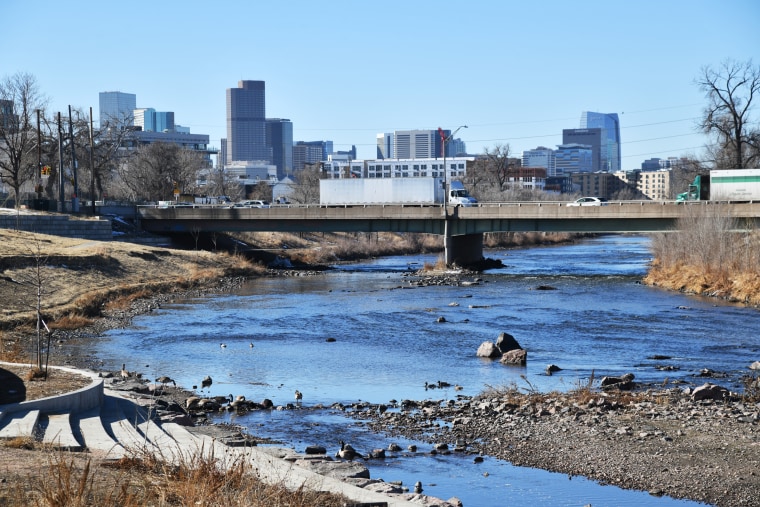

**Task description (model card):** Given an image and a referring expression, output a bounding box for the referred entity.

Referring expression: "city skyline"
[3,0,758,170]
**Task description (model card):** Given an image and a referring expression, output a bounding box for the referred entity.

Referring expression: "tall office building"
[393,129,446,159]
[99,91,136,129]
[562,128,603,172]
[555,143,593,175]
[155,111,175,132]
[293,142,326,171]
[266,118,293,179]
[522,146,556,176]
[134,108,175,133]
[133,108,156,132]
[226,80,268,164]
[377,133,393,159]
[580,111,621,172]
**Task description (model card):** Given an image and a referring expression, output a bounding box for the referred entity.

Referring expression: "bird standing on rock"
[336,440,364,461]
[201,375,213,391]
[294,390,303,404]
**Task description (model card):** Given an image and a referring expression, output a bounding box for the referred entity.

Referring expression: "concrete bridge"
[137,201,760,266]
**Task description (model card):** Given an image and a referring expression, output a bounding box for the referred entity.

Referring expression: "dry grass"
[0,447,349,507]
[646,206,760,304]
[483,231,578,248]
[0,229,266,331]
[49,314,94,330]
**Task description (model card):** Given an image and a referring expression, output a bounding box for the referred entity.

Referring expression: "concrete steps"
[0,384,421,507]
[0,409,40,440]
[41,413,82,450]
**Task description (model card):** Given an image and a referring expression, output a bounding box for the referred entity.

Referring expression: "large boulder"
[749,361,760,370]
[496,332,522,353]
[500,349,527,366]
[692,382,730,401]
[476,341,501,358]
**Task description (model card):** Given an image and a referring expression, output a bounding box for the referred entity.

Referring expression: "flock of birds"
[115,360,464,496]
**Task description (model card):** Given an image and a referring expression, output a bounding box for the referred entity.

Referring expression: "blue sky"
[3,0,758,168]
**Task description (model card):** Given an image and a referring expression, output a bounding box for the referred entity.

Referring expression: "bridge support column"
[445,233,484,267]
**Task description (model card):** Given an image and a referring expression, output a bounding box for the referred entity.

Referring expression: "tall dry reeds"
[646,204,760,303]
[2,447,349,507]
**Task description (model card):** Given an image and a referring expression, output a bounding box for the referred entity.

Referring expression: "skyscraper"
[226,80,268,164]
[393,129,445,159]
[580,111,621,172]
[377,133,393,159]
[266,118,293,179]
[99,91,136,129]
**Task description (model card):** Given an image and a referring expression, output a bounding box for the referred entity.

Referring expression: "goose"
[120,363,129,379]
[336,440,364,461]
[220,343,227,349]
[201,375,213,390]
[249,342,254,348]
[155,375,176,386]
[294,390,303,403]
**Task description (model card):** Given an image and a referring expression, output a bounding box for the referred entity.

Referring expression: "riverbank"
[3,229,760,506]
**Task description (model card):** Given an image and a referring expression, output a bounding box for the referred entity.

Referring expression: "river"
[91,235,760,506]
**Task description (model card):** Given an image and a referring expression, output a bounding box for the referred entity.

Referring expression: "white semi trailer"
[677,169,760,201]
[319,177,477,206]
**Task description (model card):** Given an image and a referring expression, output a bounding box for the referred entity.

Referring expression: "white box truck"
[319,177,477,206]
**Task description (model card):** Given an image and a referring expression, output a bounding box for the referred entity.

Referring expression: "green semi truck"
[676,169,760,201]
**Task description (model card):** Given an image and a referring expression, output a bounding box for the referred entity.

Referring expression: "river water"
[91,235,760,506]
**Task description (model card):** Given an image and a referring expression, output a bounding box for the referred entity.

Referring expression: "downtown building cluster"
[99,81,686,203]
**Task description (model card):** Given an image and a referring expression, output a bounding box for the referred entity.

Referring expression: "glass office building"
[226,80,268,164]
[580,111,621,172]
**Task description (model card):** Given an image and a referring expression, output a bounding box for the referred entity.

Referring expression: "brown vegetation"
[0,229,264,332]
[645,205,760,305]
[0,447,348,507]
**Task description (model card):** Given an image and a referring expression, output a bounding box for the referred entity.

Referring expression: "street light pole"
[438,125,467,266]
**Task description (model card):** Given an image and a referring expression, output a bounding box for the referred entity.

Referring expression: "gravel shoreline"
[46,273,760,507]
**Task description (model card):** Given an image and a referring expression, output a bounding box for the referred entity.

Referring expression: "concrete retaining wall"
[0,213,112,241]
[0,363,104,415]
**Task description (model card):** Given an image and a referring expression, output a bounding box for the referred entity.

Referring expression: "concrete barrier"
[0,362,104,415]
[0,213,112,241]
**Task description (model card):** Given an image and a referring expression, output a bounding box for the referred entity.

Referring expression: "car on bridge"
[232,200,270,208]
[567,196,608,207]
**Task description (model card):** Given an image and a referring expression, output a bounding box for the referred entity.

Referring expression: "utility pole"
[88,107,96,215]
[57,112,64,212]
[68,105,79,212]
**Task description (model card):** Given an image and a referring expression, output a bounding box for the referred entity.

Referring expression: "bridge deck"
[137,201,760,236]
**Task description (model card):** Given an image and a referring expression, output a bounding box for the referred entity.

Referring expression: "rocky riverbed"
[339,381,760,507]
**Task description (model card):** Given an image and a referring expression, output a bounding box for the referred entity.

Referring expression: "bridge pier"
[445,233,484,267]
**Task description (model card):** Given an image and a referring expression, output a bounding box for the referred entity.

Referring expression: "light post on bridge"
[438,125,467,266]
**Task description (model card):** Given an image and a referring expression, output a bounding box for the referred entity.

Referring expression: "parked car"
[566,196,608,207]
[233,199,270,208]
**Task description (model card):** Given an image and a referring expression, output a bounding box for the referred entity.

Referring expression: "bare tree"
[202,166,243,201]
[0,73,47,207]
[118,141,204,201]
[697,59,760,169]
[247,181,273,201]
[480,144,513,191]
[289,163,322,204]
